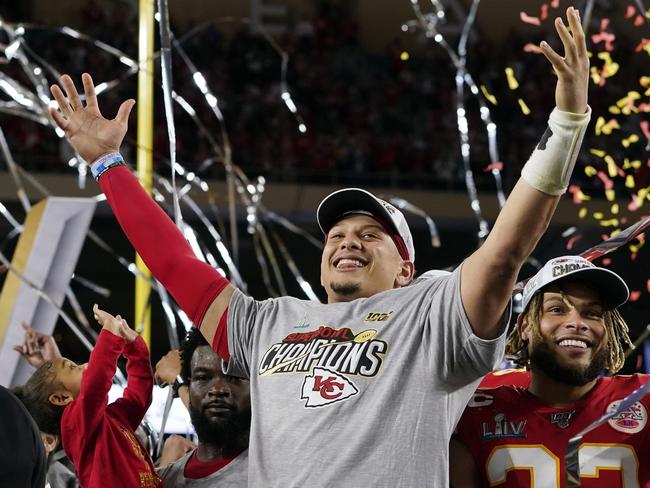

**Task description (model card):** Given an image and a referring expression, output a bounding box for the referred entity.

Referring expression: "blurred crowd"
[0,1,647,194]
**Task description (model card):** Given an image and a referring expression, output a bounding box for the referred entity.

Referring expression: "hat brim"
[539,267,629,310]
[317,188,397,235]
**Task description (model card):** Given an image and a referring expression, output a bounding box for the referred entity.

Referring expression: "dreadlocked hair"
[11,361,67,435]
[505,292,634,374]
[180,328,210,383]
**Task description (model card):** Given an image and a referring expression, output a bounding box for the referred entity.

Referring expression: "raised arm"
[461,6,590,339]
[49,74,234,351]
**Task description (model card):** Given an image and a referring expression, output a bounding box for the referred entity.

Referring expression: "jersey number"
[486,444,639,487]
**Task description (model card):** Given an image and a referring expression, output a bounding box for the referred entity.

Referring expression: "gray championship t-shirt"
[158,449,248,487]
[226,265,508,487]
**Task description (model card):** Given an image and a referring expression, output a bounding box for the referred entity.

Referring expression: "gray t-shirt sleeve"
[225,291,268,378]
[424,263,509,386]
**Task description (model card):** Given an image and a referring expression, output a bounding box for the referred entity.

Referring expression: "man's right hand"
[155,350,182,386]
[49,73,135,163]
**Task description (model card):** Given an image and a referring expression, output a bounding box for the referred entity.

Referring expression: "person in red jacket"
[14,305,162,488]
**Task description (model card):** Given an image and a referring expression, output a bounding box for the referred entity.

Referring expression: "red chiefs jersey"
[479,368,531,388]
[455,374,650,487]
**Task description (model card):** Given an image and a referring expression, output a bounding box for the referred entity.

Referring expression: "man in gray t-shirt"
[52,6,589,487]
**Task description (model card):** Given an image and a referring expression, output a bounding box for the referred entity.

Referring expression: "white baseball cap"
[521,255,629,312]
[317,188,415,263]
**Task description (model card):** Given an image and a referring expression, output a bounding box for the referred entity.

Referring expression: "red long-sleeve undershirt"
[98,164,230,357]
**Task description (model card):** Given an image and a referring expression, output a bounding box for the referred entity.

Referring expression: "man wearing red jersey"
[451,255,649,487]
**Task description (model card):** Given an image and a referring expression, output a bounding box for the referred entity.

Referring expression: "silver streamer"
[408,0,508,241]
[565,379,650,487]
[387,196,441,248]
[156,0,182,226]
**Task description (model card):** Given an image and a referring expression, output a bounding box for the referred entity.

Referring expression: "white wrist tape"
[521,106,591,196]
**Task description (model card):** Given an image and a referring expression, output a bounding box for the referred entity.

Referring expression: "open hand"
[13,321,62,368]
[154,350,182,386]
[539,6,589,114]
[49,73,135,163]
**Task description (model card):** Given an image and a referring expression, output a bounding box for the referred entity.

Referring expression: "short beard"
[189,404,251,454]
[530,339,608,386]
[329,281,361,297]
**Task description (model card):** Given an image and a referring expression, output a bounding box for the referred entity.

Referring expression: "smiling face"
[188,345,251,445]
[320,214,414,303]
[521,281,609,386]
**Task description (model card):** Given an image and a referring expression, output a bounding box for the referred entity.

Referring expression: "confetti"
[584,165,598,177]
[518,98,530,115]
[606,189,616,202]
[590,149,607,158]
[480,85,497,105]
[602,258,612,266]
[523,43,543,54]
[629,291,642,301]
[484,162,503,172]
[566,235,582,250]
[625,175,636,188]
[622,134,639,147]
[520,11,541,26]
[579,207,588,219]
[591,19,616,52]
[569,185,592,204]
[505,67,519,90]
[595,116,620,135]
[600,219,619,227]
[597,171,614,190]
[604,155,623,178]
[611,203,620,214]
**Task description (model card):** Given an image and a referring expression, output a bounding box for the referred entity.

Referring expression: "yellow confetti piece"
[600,219,619,227]
[605,189,616,201]
[400,51,410,61]
[517,98,530,115]
[630,240,645,254]
[594,117,620,136]
[609,106,621,114]
[579,207,588,219]
[584,165,597,177]
[622,134,639,147]
[610,229,621,237]
[480,85,497,105]
[593,212,604,219]
[623,158,642,169]
[604,155,619,178]
[590,148,606,158]
[505,67,519,90]
[625,174,636,188]
[611,203,619,214]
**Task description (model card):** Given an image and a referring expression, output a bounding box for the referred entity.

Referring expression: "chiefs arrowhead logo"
[301,367,358,408]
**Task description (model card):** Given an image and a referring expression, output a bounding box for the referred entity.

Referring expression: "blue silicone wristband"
[90,152,125,180]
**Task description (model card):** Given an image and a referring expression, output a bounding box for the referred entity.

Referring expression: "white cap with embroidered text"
[317,188,415,263]
[521,255,629,312]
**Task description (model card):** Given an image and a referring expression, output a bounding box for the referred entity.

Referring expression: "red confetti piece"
[626,5,636,18]
[641,121,650,140]
[635,15,644,26]
[631,252,638,261]
[540,3,549,21]
[591,19,616,51]
[566,234,582,250]
[550,0,559,7]
[602,257,612,266]
[484,162,503,172]
[630,291,641,301]
[636,38,650,54]
[520,11,541,25]
[646,279,650,293]
[597,171,614,190]
[523,43,543,54]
